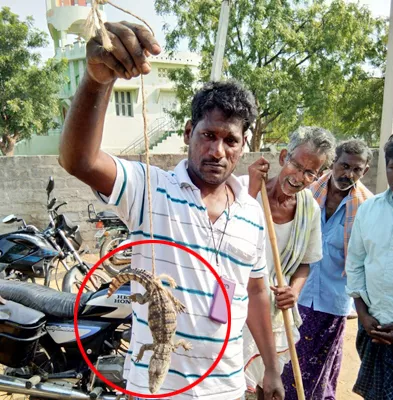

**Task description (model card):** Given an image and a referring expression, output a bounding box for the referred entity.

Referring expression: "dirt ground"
[1,254,362,399]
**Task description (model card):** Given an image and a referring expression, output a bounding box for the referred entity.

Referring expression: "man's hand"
[247,278,283,400]
[248,157,270,198]
[359,313,381,340]
[261,368,285,400]
[86,22,161,84]
[271,285,298,310]
[371,323,393,345]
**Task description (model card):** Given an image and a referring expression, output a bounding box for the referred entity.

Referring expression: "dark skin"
[356,157,393,346]
[59,22,162,196]
[58,21,284,400]
[326,152,370,220]
[248,144,327,399]
[387,157,393,193]
[183,111,245,222]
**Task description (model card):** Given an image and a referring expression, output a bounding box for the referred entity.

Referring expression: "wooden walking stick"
[260,179,305,400]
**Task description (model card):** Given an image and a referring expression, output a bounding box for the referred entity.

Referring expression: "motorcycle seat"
[97,211,119,219]
[0,280,92,319]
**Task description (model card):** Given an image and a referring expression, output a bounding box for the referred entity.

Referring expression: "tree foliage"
[0,7,66,156]
[155,0,387,150]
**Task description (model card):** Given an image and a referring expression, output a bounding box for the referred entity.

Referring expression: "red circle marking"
[73,239,232,398]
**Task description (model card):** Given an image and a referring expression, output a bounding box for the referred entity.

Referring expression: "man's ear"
[362,164,370,177]
[279,149,288,167]
[184,120,192,145]
[240,135,248,157]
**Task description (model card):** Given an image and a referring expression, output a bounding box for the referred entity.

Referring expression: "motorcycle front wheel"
[99,231,131,277]
[61,265,111,293]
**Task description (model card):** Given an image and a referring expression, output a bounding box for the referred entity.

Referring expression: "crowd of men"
[58,20,393,400]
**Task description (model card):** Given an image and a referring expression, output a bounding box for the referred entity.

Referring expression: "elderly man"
[239,126,336,398]
[346,136,393,400]
[58,21,284,400]
[282,139,373,399]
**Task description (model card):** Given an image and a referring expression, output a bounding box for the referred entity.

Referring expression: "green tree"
[0,7,66,156]
[156,0,387,150]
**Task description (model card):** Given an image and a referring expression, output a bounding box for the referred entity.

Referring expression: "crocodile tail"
[107,273,131,297]
[107,269,155,297]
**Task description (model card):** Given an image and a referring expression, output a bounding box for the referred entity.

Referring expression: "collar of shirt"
[321,187,349,224]
[173,159,249,206]
[385,188,393,207]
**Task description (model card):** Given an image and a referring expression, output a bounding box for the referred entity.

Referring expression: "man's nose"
[346,170,355,179]
[210,140,225,158]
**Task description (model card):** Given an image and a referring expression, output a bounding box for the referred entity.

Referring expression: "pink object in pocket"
[209,276,236,324]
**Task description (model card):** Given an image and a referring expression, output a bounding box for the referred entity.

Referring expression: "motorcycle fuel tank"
[79,283,133,320]
[0,232,58,272]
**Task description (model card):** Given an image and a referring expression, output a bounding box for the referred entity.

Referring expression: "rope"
[140,69,157,277]
[85,0,157,276]
[85,0,113,51]
[105,0,155,35]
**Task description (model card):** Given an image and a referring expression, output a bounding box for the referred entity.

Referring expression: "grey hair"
[336,139,373,164]
[287,126,336,168]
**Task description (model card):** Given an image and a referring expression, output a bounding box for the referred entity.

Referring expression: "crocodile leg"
[135,343,155,362]
[164,289,186,313]
[157,273,177,288]
[173,339,192,351]
[129,292,150,305]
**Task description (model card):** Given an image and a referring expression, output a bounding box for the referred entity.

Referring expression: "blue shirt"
[299,195,352,316]
[346,189,393,325]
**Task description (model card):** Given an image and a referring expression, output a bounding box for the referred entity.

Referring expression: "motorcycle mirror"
[46,176,55,197]
[48,198,56,210]
[87,203,97,220]
[2,214,18,224]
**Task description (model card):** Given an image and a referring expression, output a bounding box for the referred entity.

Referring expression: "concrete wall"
[0,152,378,249]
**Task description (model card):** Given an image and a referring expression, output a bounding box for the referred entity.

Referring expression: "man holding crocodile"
[59,21,284,400]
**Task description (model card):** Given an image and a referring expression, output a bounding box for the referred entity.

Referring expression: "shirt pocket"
[326,217,345,253]
[225,239,257,266]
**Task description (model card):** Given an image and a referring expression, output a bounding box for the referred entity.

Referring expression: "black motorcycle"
[0,177,110,293]
[0,279,132,399]
[87,204,132,277]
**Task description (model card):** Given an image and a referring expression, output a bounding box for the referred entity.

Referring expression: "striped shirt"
[95,156,267,400]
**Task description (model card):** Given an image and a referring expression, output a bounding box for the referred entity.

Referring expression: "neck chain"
[208,185,230,269]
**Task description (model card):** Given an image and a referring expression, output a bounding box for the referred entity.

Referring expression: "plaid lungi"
[353,324,393,400]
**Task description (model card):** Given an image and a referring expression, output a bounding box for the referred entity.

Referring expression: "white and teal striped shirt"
[95,156,267,400]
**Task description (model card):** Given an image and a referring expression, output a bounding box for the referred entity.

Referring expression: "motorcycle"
[87,204,132,277]
[0,279,132,399]
[0,177,110,293]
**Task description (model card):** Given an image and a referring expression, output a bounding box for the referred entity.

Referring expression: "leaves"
[155,0,387,150]
[0,7,66,156]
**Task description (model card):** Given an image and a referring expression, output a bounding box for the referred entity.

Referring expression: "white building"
[15,0,200,155]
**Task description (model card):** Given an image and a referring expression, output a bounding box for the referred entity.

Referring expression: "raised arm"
[247,156,270,198]
[59,22,161,196]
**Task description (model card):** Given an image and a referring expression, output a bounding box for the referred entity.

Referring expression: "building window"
[158,68,170,79]
[114,91,133,117]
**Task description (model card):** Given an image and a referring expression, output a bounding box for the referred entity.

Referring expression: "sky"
[0,0,390,61]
